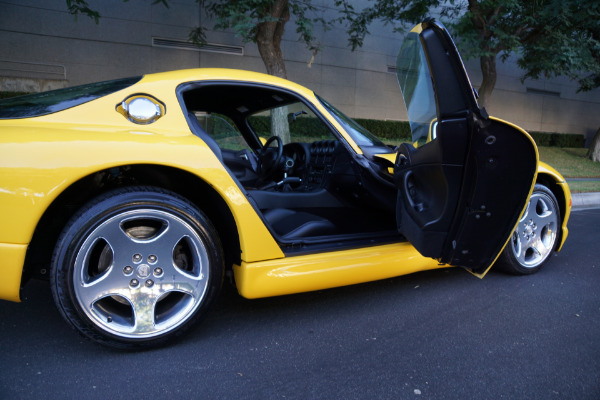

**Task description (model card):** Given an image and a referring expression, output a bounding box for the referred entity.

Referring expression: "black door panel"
[394,119,468,259]
[395,21,537,274]
[442,118,537,271]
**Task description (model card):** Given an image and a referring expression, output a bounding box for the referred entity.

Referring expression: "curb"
[571,192,600,210]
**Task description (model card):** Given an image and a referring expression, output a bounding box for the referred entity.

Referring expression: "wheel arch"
[22,164,241,286]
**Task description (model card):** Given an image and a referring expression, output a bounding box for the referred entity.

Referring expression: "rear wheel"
[50,187,223,349]
[496,184,560,275]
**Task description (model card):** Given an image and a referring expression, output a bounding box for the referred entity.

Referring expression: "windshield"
[317,95,386,148]
[396,31,437,146]
[0,76,141,119]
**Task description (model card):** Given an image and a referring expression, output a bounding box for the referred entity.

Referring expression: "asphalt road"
[1,209,599,400]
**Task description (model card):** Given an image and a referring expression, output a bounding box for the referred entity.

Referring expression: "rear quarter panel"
[0,78,285,300]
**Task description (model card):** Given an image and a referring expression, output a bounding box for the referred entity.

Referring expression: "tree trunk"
[271,106,290,144]
[255,0,290,143]
[588,127,600,162]
[478,54,497,109]
[255,0,289,79]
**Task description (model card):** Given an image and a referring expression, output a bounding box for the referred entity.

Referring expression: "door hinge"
[467,205,492,219]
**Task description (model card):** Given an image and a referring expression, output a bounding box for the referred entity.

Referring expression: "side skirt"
[234,242,447,299]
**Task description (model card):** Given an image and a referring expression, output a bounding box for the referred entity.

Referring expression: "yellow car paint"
[0,243,27,302]
[234,241,446,299]
[0,68,571,303]
[0,125,283,261]
[1,71,310,304]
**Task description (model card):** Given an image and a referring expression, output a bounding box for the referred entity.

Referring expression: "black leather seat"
[262,208,336,239]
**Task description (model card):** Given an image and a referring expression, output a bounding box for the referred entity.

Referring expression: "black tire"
[50,186,224,349]
[496,184,561,275]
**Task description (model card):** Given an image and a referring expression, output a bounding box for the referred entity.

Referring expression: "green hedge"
[354,118,412,141]
[355,119,585,148]
[529,131,585,148]
[248,115,414,142]
[248,115,334,139]
[0,91,28,99]
[0,90,586,148]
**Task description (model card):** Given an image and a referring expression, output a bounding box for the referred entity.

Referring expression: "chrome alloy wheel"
[510,191,558,268]
[73,208,210,339]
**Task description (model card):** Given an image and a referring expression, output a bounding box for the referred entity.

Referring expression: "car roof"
[140,68,314,96]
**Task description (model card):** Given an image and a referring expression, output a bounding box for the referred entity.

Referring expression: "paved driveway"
[1,209,599,399]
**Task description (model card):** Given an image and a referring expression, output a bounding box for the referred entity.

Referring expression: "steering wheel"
[257,136,283,180]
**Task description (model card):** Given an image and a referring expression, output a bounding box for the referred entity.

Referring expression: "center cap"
[137,264,151,278]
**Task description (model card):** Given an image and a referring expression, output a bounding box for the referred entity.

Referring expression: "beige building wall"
[1,0,599,143]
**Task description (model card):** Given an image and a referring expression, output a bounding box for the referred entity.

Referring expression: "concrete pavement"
[572,192,600,209]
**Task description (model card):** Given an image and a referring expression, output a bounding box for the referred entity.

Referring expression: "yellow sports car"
[0,21,570,348]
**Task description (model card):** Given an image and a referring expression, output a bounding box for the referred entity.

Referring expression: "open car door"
[394,20,538,276]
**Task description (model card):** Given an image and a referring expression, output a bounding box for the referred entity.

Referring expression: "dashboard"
[282,140,343,191]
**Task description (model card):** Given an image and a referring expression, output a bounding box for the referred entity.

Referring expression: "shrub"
[248,115,585,148]
[0,91,587,149]
[354,119,412,141]
[529,131,585,148]
[0,91,29,99]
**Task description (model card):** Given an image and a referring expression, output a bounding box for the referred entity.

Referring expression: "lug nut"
[145,280,154,287]
[133,254,142,263]
[130,279,139,287]
[153,267,163,276]
[123,266,133,275]
[148,255,157,264]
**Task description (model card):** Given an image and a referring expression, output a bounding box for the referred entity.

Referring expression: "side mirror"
[287,110,308,124]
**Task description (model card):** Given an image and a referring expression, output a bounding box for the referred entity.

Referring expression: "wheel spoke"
[129,289,161,334]
[150,220,189,260]
[75,265,123,308]
[95,218,138,252]
[157,269,204,296]
[531,199,553,226]
[514,240,527,265]
[530,242,543,258]
[519,201,531,222]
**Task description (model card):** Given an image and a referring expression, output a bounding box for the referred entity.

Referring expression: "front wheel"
[50,187,224,349]
[496,184,560,275]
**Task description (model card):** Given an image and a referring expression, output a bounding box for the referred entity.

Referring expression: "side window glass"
[194,112,251,151]
[247,101,336,145]
[396,32,438,147]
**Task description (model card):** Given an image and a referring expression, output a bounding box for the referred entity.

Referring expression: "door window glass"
[193,112,251,151]
[247,101,336,145]
[396,32,438,146]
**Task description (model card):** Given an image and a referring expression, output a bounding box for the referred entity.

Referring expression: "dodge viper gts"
[0,21,571,348]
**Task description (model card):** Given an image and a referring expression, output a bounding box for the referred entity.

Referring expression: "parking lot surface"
[1,209,599,399]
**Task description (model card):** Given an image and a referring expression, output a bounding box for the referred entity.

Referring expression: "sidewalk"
[572,192,600,210]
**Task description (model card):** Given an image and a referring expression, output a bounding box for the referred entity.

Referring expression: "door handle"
[404,171,424,213]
